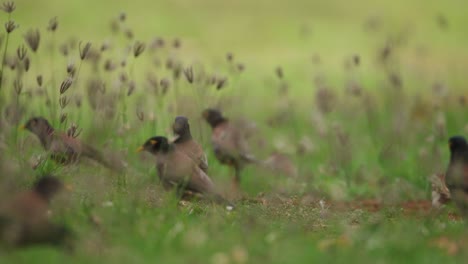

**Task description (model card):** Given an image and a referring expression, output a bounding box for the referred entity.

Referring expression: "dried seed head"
[380,45,391,62]
[13,79,22,95]
[24,29,41,52]
[127,80,136,96]
[315,87,336,114]
[4,20,17,34]
[124,29,134,39]
[74,95,82,108]
[119,12,126,22]
[67,123,82,138]
[119,72,128,83]
[104,59,116,71]
[208,75,217,86]
[60,113,67,124]
[23,57,30,72]
[160,78,170,92]
[67,62,76,76]
[120,60,126,67]
[110,19,119,34]
[352,54,360,66]
[275,66,283,79]
[60,77,73,94]
[47,17,58,32]
[59,43,69,56]
[59,96,70,109]
[136,111,144,121]
[149,37,165,51]
[173,38,181,49]
[459,95,466,106]
[6,56,17,70]
[100,41,111,52]
[183,66,194,83]
[79,41,91,60]
[1,1,15,13]
[133,41,146,57]
[166,57,175,69]
[226,52,233,62]
[16,45,27,60]
[173,64,182,80]
[216,77,227,90]
[436,14,448,30]
[237,63,245,72]
[388,72,402,88]
[36,75,43,87]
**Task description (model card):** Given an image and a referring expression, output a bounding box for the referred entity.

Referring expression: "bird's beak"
[136,146,144,153]
[19,125,26,131]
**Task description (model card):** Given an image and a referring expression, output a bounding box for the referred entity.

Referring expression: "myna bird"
[172,116,208,173]
[20,117,115,170]
[137,136,234,209]
[0,175,72,248]
[446,136,468,218]
[202,109,257,190]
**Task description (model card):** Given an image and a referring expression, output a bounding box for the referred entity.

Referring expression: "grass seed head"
[47,17,58,32]
[36,75,43,87]
[79,41,92,60]
[4,20,17,34]
[23,57,30,72]
[59,95,70,109]
[183,66,194,83]
[24,28,41,52]
[13,79,22,95]
[67,62,76,76]
[16,45,27,60]
[275,66,283,79]
[60,77,73,94]
[1,1,15,14]
[133,41,146,57]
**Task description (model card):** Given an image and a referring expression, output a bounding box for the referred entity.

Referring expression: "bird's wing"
[188,165,215,194]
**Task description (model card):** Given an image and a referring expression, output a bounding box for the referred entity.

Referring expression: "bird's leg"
[231,165,241,193]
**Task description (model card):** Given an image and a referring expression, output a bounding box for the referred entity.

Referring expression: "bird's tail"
[82,144,123,172]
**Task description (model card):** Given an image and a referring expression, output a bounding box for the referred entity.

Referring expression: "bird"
[20,117,116,170]
[137,136,234,209]
[202,109,257,191]
[172,116,208,173]
[0,175,73,248]
[446,135,468,218]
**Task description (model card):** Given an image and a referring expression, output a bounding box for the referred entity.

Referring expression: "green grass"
[1,0,468,263]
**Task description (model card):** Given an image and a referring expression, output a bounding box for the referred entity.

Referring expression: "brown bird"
[446,136,468,218]
[202,109,257,190]
[0,176,72,248]
[172,116,208,173]
[20,117,115,169]
[137,136,234,209]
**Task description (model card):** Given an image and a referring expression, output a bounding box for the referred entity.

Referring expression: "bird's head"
[202,108,226,128]
[448,135,468,154]
[20,117,54,136]
[137,136,170,155]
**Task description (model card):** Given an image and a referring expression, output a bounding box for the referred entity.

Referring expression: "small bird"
[137,136,233,209]
[20,117,115,169]
[446,136,468,218]
[172,116,208,173]
[0,175,72,248]
[202,109,257,190]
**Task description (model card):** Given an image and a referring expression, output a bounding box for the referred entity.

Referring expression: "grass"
[1,0,468,263]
